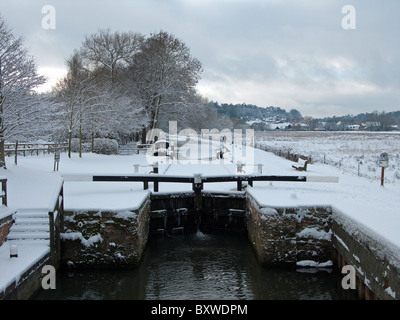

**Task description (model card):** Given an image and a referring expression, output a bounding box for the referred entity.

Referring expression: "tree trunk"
[68,130,72,159]
[79,115,82,158]
[0,138,5,168]
[147,99,161,144]
[68,106,74,158]
[0,90,4,167]
[141,126,147,144]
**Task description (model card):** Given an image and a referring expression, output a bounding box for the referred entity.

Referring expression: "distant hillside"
[209,102,400,131]
[318,110,400,131]
[210,102,302,122]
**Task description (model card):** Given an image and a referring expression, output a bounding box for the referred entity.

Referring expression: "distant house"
[362,122,381,130]
[270,122,291,130]
[246,119,262,126]
[391,125,399,131]
[346,124,360,131]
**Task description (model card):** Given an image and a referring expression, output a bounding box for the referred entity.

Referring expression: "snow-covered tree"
[53,51,146,157]
[81,28,143,84]
[52,52,89,157]
[0,15,46,166]
[79,29,147,143]
[156,91,208,132]
[130,30,203,142]
[80,81,145,148]
[52,29,203,149]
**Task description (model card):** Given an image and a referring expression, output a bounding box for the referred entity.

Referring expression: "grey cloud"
[0,0,399,117]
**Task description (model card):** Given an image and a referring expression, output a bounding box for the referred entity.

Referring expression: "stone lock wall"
[246,195,333,266]
[61,198,150,269]
[332,209,400,300]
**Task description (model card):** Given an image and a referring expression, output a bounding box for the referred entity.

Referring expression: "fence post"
[14,141,18,165]
[153,163,159,192]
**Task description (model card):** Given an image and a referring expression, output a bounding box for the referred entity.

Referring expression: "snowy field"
[255,131,400,185]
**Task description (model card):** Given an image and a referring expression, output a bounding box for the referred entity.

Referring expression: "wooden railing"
[0,177,7,206]
[48,180,64,267]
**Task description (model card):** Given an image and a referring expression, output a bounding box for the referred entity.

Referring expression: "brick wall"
[0,211,14,246]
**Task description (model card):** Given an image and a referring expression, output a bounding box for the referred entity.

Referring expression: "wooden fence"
[4,142,68,165]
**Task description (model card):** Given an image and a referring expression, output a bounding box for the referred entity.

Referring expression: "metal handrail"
[63,173,338,192]
[48,181,64,266]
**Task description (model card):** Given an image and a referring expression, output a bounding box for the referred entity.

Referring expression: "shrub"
[70,138,91,153]
[93,138,119,155]
[70,138,119,155]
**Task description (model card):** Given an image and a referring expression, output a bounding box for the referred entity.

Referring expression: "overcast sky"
[1,0,399,117]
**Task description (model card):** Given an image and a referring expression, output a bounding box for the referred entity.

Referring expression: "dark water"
[34,231,355,300]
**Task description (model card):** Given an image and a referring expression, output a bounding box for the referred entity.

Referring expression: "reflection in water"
[145,231,254,300]
[34,231,354,300]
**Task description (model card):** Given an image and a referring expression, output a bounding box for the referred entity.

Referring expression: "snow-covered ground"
[1,133,400,297]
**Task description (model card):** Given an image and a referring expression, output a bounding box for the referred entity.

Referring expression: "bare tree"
[0,15,46,166]
[81,28,143,84]
[79,29,147,143]
[130,30,203,142]
[303,116,318,131]
[53,29,203,150]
